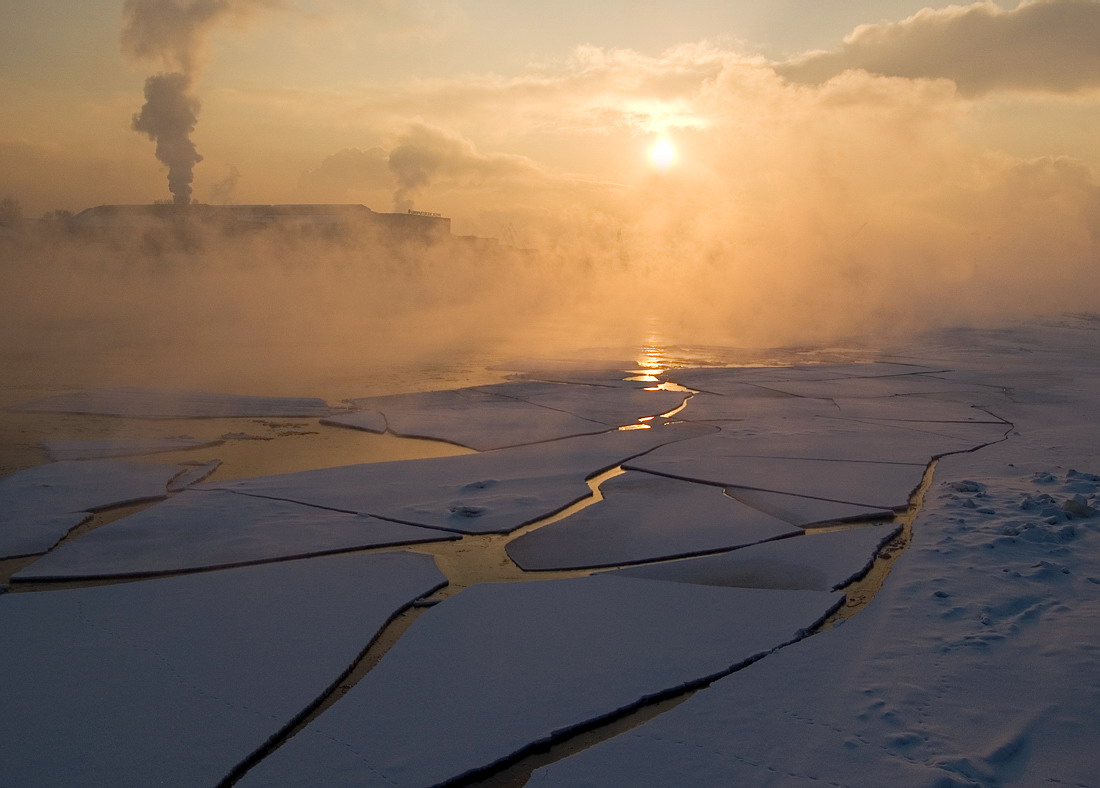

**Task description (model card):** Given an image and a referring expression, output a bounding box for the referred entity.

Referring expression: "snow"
[472,381,687,425]
[606,523,901,591]
[667,362,941,394]
[14,489,456,580]
[675,390,839,421]
[723,486,893,526]
[514,369,656,388]
[203,424,711,534]
[334,382,685,451]
[667,418,984,464]
[332,388,608,450]
[627,453,925,509]
[6,317,1100,787]
[0,551,445,788]
[746,374,990,400]
[528,319,1100,788]
[506,471,800,570]
[0,459,182,558]
[832,396,1008,423]
[41,437,223,461]
[12,386,331,418]
[234,575,840,788]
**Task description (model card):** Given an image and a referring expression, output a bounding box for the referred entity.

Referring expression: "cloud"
[229,41,737,142]
[779,0,1100,96]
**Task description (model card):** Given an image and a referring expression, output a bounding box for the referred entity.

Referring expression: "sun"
[648,138,678,171]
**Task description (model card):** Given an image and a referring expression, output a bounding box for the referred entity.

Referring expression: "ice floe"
[14,489,455,580]
[41,437,223,461]
[204,425,710,534]
[529,452,1100,788]
[235,575,839,788]
[832,396,1007,423]
[626,452,925,510]
[166,459,222,492]
[332,387,609,450]
[723,487,892,526]
[0,460,182,558]
[472,381,687,426]
[667,362,940,394]
[675,391,839,421]
[12,387,331,418]
[506,472,800,570]
[529,321,1100,788]
[0,551,445,788]
[606,523,901,591]
[319,409,387,434]
[685,418,981,464]
[748,374,989,400]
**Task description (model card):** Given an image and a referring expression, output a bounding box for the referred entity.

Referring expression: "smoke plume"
[131,73,202,206]
[121,1,281,205]
[209,164,241,203]
[388,123,541,211]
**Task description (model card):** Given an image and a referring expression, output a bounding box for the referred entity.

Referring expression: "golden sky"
[2,0,1100,243]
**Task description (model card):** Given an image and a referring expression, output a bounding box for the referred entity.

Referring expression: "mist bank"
[2,172,1098,400]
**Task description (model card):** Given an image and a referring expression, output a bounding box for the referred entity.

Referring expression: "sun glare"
[648,138,678,171]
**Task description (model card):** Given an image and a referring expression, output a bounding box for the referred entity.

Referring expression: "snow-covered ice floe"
[506,471,801,570]
[40,437,224,461]
[6,320,1099,787]
[328,381,686,450]
[14,489,457,580]
[0,459,185,558]
[202,424,711,534]
[605,523,901,591]
[527,320,1100,788]
[11,386,331,418]
[235,575,840,788]
[0,552,445,788]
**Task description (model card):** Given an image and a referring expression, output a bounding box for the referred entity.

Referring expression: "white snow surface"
[0,459,182,558]
[530,319,1100,788]
[14,489,455,580]
[12,386,331,418]
[506,471,801,570]
[0,551,445,788]
[235,575,840,788]
[606,523,902,591]
[203,424,711,534]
